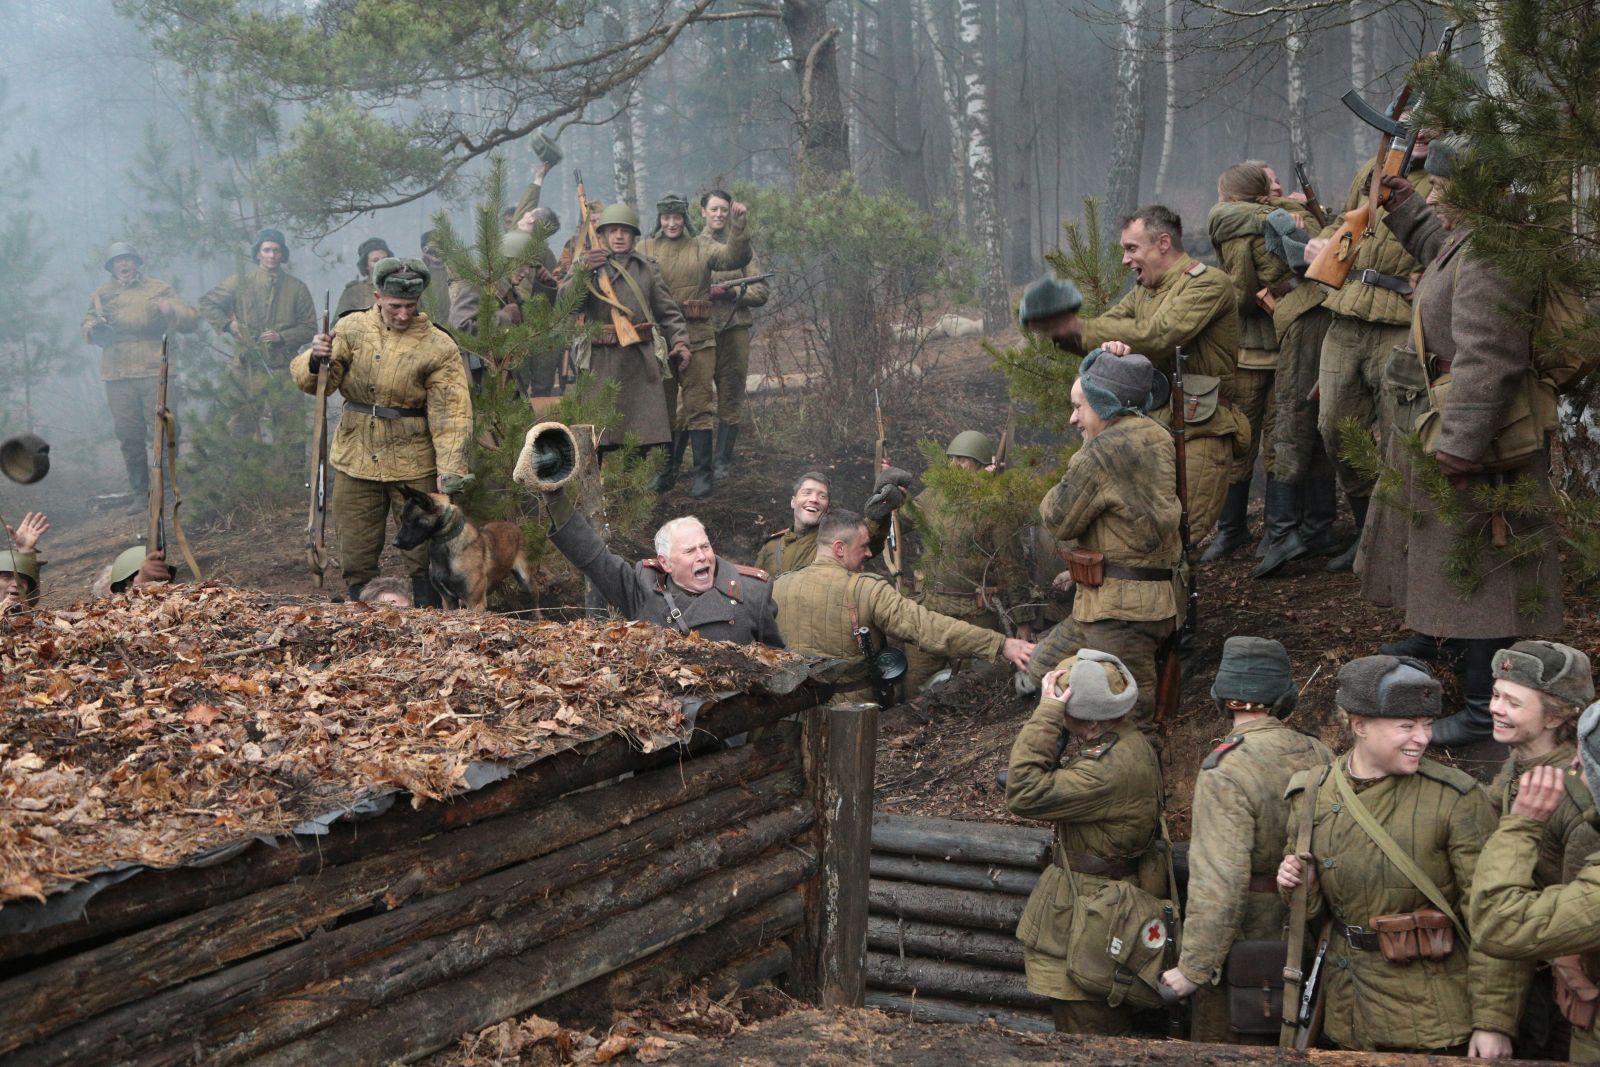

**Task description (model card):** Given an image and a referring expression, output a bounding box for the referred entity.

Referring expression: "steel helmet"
[110,545,149,587]
[595,203,641,236]
[103,242,143,273]
[946,431,995,465]
[499,230,536,259]
[0,549,39,594]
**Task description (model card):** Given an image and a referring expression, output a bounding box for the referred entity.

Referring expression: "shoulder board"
[1417,759,1478,795]
[734,564,770,583]
[1184,261,1207,277]
[1080,732,1120,761]
[1200,734,1245,771]
[432,321,456,338]
[641,558,668,573]
[1284,763,1331,800]
[763,528,791,543]
[1565,766,1596,814]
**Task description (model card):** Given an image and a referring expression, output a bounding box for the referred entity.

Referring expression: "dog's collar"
[437,506,467,541]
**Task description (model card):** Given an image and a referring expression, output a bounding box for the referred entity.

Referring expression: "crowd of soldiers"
[3,109,1595,1060]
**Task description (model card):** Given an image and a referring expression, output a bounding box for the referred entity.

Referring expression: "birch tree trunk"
[1286,7,1312,168]
[1001,0,1036,279]
[959,0,1010,332]
[1152,0,1178,197]
[918,0,968,232]
[1349,0,1371,165]
[1104,0,1148,224]
[603,3,644,208]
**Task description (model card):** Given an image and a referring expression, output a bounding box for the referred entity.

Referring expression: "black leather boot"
[689,429,715,498]
[1201,481,1253,562]
[1429,638,1507,748]
[411,574,444,609]
[346,582,365,602]
[713,424,738,483]
[654,431,688,493]
[1299,478,1341,556]
[1253,478,1308,578]
[1379,632,1465,666]
[1326,494,1369,573]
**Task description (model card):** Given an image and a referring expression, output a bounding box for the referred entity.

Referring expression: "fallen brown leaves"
[0,584,796,907]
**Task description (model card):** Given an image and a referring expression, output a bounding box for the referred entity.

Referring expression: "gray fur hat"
[1263,208,1311,273]
[1579,701,1600,804]
[371,257,432,298]
[1425,135,1467,179]
[1336,655,1442,719]
[1018,275,1084,325]
[1078,349,1171,419]
[1492,641,1595,709]
[1212,636,1297,717]
[1053,649,1138,721]
[251,227,289,263]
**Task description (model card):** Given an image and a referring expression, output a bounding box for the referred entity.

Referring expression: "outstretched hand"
[7,511,49,554]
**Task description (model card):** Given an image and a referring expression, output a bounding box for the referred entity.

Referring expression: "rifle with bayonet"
[306,292,331,586]
[147,335,169,559]
[1293,160,1329,230]
[1154,346,1195,724]
[873,388,905,593]
[571,168,640,348]
[1306,23,1459,290]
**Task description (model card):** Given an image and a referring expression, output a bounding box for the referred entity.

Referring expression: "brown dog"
[393,487,533,612]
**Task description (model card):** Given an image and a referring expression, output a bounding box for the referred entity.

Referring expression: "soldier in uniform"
[639,193,751,497]
[754,469,905,578]
[291,258,472,607]
[700,188,770,482]
[1006,650,1164,1035]
[449,229,559,389]
[335,238,393,319]
[772,509,1033,705]
[557,203,690,460]
[0,511,46,613]
[1276,655,1521,1056]
[1306,131,1434,573]
[1023,351,1181,722]
[1160,637,1332,1042]
[1471,702,1600,1063]
[1358,144,1560,748]
[82,242,200,497]
[1020,206,1248,544]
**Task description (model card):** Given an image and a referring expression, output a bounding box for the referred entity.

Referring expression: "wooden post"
[793,702,878,1008]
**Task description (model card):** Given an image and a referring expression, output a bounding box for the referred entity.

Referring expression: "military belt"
[1267,276,1304,300]
[1102,564,1172,582]
[681,299,712,321]
[345,400,427,419]
[1332,918,1381,952]
[597,322,652,346]
[1055,846,1135,881]
[1246,872,1279,893]
[1356,269,1413,297]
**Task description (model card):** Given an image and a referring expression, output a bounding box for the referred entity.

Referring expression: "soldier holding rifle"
[700,188,770,481]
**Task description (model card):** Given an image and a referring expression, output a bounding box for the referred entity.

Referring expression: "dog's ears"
[398,485,436,510]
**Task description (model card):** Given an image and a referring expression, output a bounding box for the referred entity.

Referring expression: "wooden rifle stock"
[1294,160,1329,230]
[873,388,905,593]
[146,336,169,556]
[1305,85,1412,290]
[574,170,641,347]
[993,402,1015,471]
[1154,347,1192,725]
[306,293,331,586]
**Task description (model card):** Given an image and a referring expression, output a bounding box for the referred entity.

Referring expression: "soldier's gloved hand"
[863,467,913,521]
[437,472,474,496]
[1379,173,1417,208]
[1434,449,1484,491]
[709,284,731,301]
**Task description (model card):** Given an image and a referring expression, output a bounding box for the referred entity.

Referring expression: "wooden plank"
[864,991,1053,1033]
[869,853,1039,896]
[0,735,799,1057]
[870,813,1051,869]
[0,698,810,967]
[867,879,1026,933]
[866,951,1049,1010]
[248,846,818,1066]
[865,915,1024,971]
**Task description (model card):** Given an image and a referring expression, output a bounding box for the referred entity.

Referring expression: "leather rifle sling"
[1280,767,1321,1046]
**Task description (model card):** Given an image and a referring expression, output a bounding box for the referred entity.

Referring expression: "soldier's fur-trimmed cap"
[251,227,289,263]
[1578,701,1600,803]
[1078,349,1171,418]
[1336,655,1441,719]
[1018,276,1083,325]
[1051,649,1138,721]
[356,237,392,266]
[1425,135,1467,179]
[371,257,431,299]
[1492,640,1595,708]
[1211,636,1296,716]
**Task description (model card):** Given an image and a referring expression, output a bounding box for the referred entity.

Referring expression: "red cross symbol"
[1143,919,1165,946]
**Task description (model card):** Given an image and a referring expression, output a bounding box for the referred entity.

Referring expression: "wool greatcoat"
[557,249,688,448]
[1356,195,1562,638]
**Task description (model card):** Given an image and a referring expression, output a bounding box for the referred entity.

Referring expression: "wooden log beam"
[248,846,818,1066]
[870,853,1039,896]
[0,733,799,1057]
[870,813,1051,869]
[867,879,1026,933]
[865,915,1024,971]
[864,991,1053,1033]
[14,781,807,1067]
[865,951,1049,1010]
[0,701,809,967]
[193,805,816,1067]
[792,702,877,1009]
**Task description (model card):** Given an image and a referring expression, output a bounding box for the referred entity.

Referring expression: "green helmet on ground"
[595,203,641,236]
[0,550,39,593]
[946,431,995,465]
[103,242,143,272]
[110,545,148,587]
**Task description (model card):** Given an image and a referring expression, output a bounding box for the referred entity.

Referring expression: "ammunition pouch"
[1553,955,1600,1030]
[1413,369,1556,475]
[1371,909,1455,963]
[1181,374,1222,424]
[682,298,712,321]
[1225,939,1288,1034]
[596,322,652,347]
[1064,547,1105,588]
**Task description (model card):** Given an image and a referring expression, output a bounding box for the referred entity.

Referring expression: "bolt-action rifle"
[306,292,331,586]
[873,388,905,593]
[571,169,640,348]
[1154,346,1195,724]
[146,334,203,580]
[1306,23,1458,290]
[1293,160,1329,230]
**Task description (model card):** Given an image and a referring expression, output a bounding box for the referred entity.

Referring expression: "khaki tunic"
[557,250,688,447]
[1319,161,1433,327]
[1284,756,1524,1050]
[705,233,769,332]
[639,218,751,351]
[82,276,199,380]
[1006,714,1163,1001]
[200,267,317,368]
[1358,196,1562,639]
[288,306,472,481]
[756,517,889,580]
[771,554,1003,704]
[335,276,374,320]
[1208,199,1295,362]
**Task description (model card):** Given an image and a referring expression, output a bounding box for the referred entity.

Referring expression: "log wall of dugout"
[0,690,880,1066]
[864,812,1055,1032]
